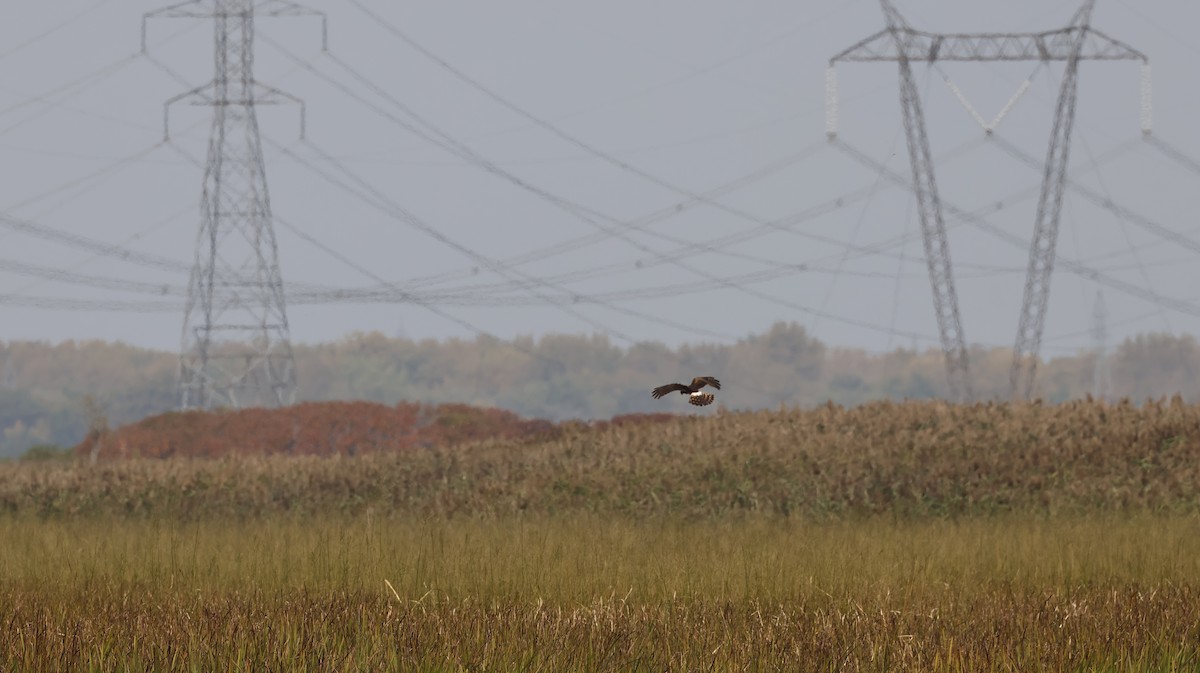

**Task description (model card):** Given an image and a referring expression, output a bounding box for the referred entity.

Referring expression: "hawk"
[651,376,720,407]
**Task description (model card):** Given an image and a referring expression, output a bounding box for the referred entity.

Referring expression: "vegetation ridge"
[4,398,1199,519]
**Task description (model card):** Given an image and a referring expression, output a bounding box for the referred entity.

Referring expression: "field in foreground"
[6,400,1200,670]
[4,515,1200,672]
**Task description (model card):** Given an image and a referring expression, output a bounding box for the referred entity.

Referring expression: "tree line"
[2,322,1197,457]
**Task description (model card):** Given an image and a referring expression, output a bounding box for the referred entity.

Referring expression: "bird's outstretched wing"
[690,376,721,391]
[689,392,715,407]
[652,383,689,399]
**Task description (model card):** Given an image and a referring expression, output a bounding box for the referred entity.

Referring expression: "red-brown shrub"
[74,401,563,459]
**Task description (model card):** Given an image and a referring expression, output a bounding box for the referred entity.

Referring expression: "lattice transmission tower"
[144,0,324,409]
[827,0,1148,402]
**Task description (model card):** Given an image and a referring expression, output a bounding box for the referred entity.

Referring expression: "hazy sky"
[2,0,1200,358]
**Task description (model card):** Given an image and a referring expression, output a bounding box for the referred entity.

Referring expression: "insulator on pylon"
[942,76,988,132]
[944,74,1030,135]
[990,79,1031,133]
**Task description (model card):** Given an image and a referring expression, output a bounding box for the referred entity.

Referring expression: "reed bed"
[5,399,1200,519]
[5,400,1200,670]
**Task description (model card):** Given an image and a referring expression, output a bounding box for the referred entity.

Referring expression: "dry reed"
[5,400,1200,670]
[4,399,1200,519]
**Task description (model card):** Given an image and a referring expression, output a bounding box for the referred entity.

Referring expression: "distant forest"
[2,321,1199,457]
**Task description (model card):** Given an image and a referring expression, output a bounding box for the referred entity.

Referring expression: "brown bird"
[651,376,720,407]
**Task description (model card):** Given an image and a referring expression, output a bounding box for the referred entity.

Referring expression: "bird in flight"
[651,376,720,407]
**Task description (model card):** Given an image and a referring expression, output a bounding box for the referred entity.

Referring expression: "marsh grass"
[7,399,1200,520]
[4,515,1200,671]
[6,400,1200,670]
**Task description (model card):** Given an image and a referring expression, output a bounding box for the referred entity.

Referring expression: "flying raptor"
[651,376,720,407]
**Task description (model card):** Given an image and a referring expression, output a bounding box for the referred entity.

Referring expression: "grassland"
[8,399,1200,519]
[5,516,1200,671]
[4,400,1200,670]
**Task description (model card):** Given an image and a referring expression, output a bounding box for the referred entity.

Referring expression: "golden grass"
[3,515,1200,671]
[6,400,1200,670]
[6,515,1200,597]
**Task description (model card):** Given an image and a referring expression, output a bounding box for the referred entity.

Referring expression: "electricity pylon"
[144,0,324,409]
[828,0,1146,402]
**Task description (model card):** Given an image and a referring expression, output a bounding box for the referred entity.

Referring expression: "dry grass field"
[8,398,1200,519]
[4,399,1200,670]
[4,516,1199,671]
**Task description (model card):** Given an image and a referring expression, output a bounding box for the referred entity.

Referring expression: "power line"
[334,4,863,254]
[886,193,916,351]
[373,137,1015,297]
[0,56,141,140]
[0,0,118,63]
[835,138,1200,322]
[0,256,184,296]
[292,134,950,343]
[281,29,1045,307]
[342,0,856,161]
[289,133,827,342]
[1077,135,1172,332]
[576,2,855,105]
[0,210,189,273]
[0,203,193,298]
[384,143,833,291]
[991,135,1200,263]
[812,100,910,336]
[0,124,1060,347]
[0,17,204,138]
[0,294,179,312]
[266,36,1009,343]
[258,35,943,341]
[0,54,137,121]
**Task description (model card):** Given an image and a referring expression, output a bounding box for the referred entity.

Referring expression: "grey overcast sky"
[2,0,1200,356]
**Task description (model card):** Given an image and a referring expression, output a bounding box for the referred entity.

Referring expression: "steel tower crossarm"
[831,27,1145,65]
